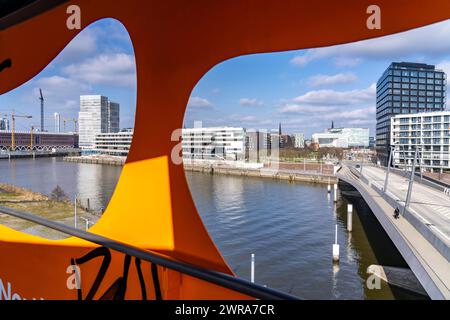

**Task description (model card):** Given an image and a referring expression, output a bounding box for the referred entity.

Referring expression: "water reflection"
[187,171,425,300]
[0,158,122,212]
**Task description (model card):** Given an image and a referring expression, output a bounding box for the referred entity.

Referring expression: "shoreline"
[183,164,338,184]
[0,183,99,239]
[63,155,338,184]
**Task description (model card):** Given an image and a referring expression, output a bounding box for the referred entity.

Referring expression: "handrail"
[0,205,299,300]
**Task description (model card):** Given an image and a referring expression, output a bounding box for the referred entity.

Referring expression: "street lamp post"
[74,194,78,228]
[384,146,395,193]
[403,148,419,215]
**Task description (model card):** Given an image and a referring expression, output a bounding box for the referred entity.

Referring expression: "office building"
[369,137,376,149]
[376,62,446,165]
[246,129,270,162]
[78,95,120,148]
[293,133,305,148]
[182,127,246,161]
[391,111,450,173]
[94,130,133,156]
[0,131,78,151]
[280,134,294,148]
[312,128,369,148]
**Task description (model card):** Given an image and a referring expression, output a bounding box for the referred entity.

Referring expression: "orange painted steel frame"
[0,0,449,300]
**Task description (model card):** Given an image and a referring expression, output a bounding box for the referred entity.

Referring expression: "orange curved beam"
[0,0,449,300]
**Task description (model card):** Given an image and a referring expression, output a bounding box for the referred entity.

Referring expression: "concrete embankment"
[183,164,338,184]
[0,150,80,160]
[64,156,125,166]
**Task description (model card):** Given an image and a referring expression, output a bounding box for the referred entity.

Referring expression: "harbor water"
[0,158,425,299]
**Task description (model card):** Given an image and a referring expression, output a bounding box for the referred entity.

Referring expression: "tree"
[50,185,67,201]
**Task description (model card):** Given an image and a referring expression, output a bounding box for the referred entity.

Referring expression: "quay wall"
[183,164,338,184]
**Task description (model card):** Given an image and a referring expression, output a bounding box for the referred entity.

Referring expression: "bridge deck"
[338,165,450,300]
[363,166,450,243]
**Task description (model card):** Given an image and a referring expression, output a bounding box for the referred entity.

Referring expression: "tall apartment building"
[78,95,120,148]
[107,102,120,133]
[182,127,246,161]
[376,62,446,165]
[54,112,61,133]
[391,111,450,173]
[0,117,10,131]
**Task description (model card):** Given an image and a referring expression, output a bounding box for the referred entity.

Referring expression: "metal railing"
[0,205,298,300]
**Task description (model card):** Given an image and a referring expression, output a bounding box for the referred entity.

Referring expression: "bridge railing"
[346,166,450,263]
[0,205,299,300]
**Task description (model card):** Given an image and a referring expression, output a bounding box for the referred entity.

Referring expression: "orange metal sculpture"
[0,0,449,300]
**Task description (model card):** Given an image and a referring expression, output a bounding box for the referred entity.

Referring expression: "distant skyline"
[1,18,450,137]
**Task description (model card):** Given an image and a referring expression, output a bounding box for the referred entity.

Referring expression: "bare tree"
[50,185,67,201]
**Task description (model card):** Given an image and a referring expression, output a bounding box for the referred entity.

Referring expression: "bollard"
[251,253,255,283]
[347,204,353,232]
[74,195,77,229]
[332,224,339,262]
[333,184,338,203]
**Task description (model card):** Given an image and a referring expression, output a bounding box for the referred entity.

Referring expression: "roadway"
[338,164,450,299]
[361,166,450,245]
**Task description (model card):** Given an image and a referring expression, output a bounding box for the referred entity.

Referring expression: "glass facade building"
[376,62,447,165]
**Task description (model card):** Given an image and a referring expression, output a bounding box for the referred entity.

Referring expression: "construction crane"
[4,111,32,151]
[30,125,35,150]
[39,89,44,132]
[63,118,78,133]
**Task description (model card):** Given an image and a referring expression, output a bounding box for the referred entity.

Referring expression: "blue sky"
[186,19,450,137]
[0,19,136,132]
[1,18,450,138]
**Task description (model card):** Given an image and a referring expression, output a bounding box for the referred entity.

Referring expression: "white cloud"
[229,114,258,122]
[54,29,98,64]
[323,107,376,120]
[280,104,337,114]
[35,76,90,98]
[31,76,92,114]
[188,97,214,108]
[291,20,450,67]
[308,73,357,87]
[292,84,376,106]
[437,60,450,79]
[239,98,263,106]
[62,53,136,87]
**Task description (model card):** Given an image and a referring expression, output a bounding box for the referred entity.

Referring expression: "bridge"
[337,164,450,300]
